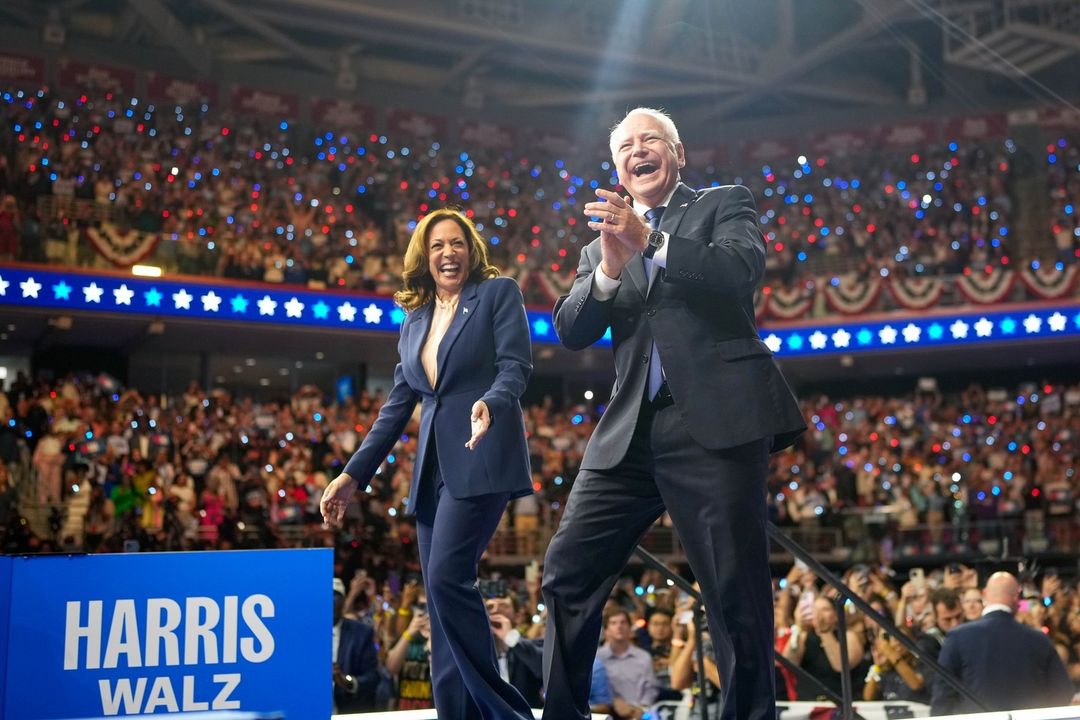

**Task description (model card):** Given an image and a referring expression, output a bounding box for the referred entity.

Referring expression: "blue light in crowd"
[571,415,583,425]
[313,413,322,422]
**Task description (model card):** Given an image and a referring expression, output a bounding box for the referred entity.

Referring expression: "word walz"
[64,594,276,669]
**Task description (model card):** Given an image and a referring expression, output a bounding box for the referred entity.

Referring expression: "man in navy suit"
[931,572,1073,715]
[322,208,535,720]
[333,578,379,713]
[542,107,806,720]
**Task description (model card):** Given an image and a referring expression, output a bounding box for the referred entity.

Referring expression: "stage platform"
[335,704,1080,720]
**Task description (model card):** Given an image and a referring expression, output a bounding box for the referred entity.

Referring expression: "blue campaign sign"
[3,549,332,719]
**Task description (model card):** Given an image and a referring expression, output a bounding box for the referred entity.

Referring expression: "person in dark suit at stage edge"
[540,107,806,720]
[322,207,535,720]
[332,577,379,713]
[931,571,1074,715]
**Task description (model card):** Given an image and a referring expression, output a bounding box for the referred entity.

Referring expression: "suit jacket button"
[647,308,656,317]
[641,353,648,364]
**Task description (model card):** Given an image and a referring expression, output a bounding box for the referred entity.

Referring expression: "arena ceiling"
[2,0,1078,136]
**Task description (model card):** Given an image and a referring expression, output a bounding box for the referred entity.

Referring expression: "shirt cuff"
[650,232,670,267]
[504,628,521,648]
[592,267,621,300]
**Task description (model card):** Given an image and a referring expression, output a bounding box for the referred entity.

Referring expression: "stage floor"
[335,703,1080,720]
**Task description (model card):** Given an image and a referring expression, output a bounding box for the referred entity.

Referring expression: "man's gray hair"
[609,107,681,154]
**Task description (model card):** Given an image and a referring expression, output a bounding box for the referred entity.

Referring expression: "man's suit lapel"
[645,183,699,300]
[623,252,648,299]
[435,282,479,389]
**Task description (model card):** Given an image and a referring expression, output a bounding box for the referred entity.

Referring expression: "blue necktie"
[643,207,665,400]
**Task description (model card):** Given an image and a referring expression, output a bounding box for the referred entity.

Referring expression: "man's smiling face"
[611,112,685,208]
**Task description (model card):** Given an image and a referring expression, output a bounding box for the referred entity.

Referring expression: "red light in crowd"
[765,173,775,183]
[963,267,972,276]
[533,482,542,492]
[853,204,862,213]
[558,248,567,257]
[910,154,920,163]
[420,203,429,212]
[932,443,941,453]
[801,206,811,216]
[774,243,784,251]
[972,206,980,215]
[337,278,345,286]
[508,209,517,218]
[532,225,540,234]
[321,225,330,234]
[885,185,894,194]
[867,224,876,233]
[1044,384,1052,393]
[984,265,993,274]
[1032,488,1040,497]
[988,415,997,424]
[50,391,56,398]
[807,235,817,244]
[890,438,899,448]
[550,263,560,271]
[1001,256,1009,265]
[221,127,230,136]
[762,286,772,295]
[817,158,826,167]
[1021,445,1030,454]
[531,239,540,248]
[777,217,786,225]
[814,218,824,227]
[345,204,354,213]
[465,209,474,218]
[870,432,879,441]
[517,253,526,262]
[567,217,576,226]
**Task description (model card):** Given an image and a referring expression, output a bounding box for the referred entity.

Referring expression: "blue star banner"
[1,266,1077,353]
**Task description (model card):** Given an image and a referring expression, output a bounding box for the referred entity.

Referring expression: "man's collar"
[982,603,1014,616]
[634,183,681,217]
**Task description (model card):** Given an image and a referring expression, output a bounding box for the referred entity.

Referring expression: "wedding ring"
[608,212,615,223]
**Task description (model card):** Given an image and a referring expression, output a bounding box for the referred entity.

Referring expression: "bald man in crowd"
[931,572,1073,714]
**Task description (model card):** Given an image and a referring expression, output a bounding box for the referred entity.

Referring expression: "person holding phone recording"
[321,208,535,720]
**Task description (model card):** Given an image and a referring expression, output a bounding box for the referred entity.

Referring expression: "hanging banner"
[809,129,872,157]
[311,97,376,131]
[875,120,939,149]
[765,285,814,320]
[460,120,516,148]
[386,109,447,139]
[889,276,945,310]
[942,114,1008,141]
[231,86,300,118]
[823,274,884,315]
[0,52,45,85]
[1019,264,1079,299]
[954,267,1016,304]
[146,73,218,106]
[59,60,137,94]
[83,224,162,267]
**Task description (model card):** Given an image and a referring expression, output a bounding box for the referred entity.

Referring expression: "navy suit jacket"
[336,619,379,711]
[930,610,1074,715]
[343,277,534,512]
[555,182,805,470]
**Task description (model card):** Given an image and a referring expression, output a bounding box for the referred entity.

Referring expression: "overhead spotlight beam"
[126,0,212,76]
[200,0,336,74]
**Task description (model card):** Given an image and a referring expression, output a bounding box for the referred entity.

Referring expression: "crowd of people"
[1,372,1077,560]
[2,87,1075,305]
[331,554,1080,713]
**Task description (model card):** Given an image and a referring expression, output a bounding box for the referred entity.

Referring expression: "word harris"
[63,594,276,715]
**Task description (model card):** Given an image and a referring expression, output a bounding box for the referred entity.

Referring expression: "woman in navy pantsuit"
[321,208,535,720]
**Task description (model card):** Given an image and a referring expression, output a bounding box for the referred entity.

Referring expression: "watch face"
[649,231,664,248]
